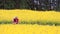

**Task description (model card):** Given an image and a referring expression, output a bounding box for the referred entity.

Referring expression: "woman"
[13,17,19,24]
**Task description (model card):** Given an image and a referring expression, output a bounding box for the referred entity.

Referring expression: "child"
[13,17,19,24]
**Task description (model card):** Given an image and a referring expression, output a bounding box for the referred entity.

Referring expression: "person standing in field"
[13,17,19,24]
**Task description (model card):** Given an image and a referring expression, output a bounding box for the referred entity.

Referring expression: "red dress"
[13,18,19,24]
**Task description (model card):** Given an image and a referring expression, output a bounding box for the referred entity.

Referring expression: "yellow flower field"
[0,9,60,34]
[0,9,60,22]
[0,24,60,34]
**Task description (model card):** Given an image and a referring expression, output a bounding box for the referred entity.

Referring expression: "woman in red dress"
[13,17,19,24]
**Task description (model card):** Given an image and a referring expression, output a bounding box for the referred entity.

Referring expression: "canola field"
[0,24,60,34]
[0,9,60,22]
[0,9,60,34]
